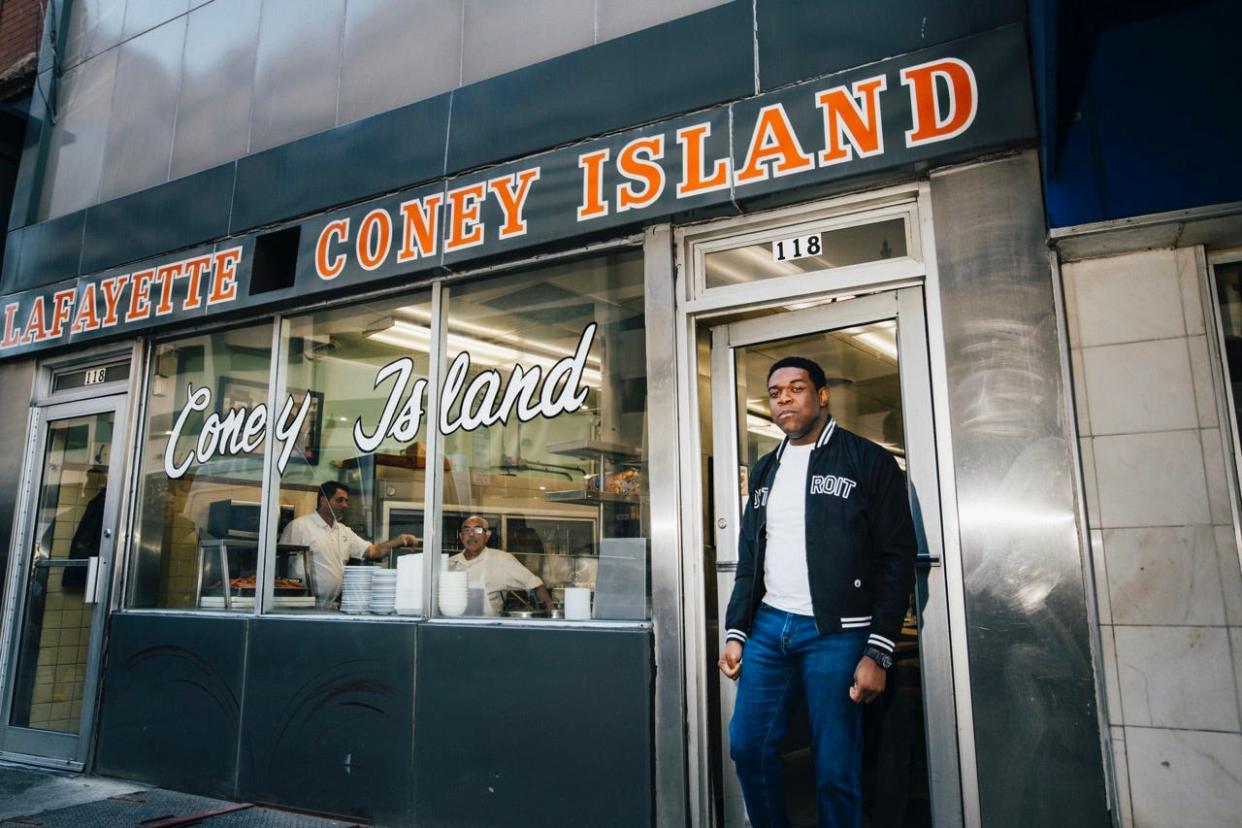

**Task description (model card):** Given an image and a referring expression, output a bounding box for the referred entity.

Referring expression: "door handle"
[84,557,99,604]
[916,554,941,568]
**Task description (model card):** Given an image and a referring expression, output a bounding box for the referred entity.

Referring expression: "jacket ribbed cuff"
[725,629,748,645]
[866,632,895,654]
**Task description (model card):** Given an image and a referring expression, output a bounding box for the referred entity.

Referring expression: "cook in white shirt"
[447,515,555,616]
[279,481,418,608]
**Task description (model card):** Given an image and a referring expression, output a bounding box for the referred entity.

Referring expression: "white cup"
[438,571,469,616]
[564,587,592,620]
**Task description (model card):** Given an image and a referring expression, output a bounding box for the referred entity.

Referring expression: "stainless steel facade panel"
[63,0,127,70]
[99,16,187,202]
[461,0,595,85]
[120,0,189,40]
[249,0,346,154]
[929,153,1109,825]
[338,0,463,126]
[170,0,261,180]
[595,0,731,42]
[38,49,118,219]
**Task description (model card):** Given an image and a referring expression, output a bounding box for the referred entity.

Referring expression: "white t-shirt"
[447,547,544,616]
[279,512,371,608]
[762,442,815,616]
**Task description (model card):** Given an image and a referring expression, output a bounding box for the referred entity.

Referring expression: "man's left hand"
[849,655,886,704]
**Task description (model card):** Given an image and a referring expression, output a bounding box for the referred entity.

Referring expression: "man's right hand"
[718,640,744,680]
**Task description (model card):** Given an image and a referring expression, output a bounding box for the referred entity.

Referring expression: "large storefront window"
[438,252,649,620]
[267,293,432,613]
[128,324,272,609]
[125,251,649,621]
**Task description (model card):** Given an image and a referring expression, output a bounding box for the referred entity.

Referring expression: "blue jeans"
[729,604,866,828]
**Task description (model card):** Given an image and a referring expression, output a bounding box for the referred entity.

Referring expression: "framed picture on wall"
[216,377,324,466]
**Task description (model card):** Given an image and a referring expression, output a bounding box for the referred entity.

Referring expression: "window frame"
[1206,247,1242,577]
[117,237,653,628]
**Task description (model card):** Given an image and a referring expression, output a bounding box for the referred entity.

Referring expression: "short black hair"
[319,481,350,502]
[767,356,827,390]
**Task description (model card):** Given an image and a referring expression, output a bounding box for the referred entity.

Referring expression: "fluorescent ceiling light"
[365,318,601,387]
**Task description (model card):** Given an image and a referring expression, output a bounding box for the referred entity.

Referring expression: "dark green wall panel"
[94,614,247,799]
[231,93,452,235]
[80,163,235,276]
[756,0,1027,90]
[414,625,653,828]
[13,211,82,291]
[236,618,416,825]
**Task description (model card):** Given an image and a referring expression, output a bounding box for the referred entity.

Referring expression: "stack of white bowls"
[340,567,372,614]
[438,570,468,616]
[369,569,398,615]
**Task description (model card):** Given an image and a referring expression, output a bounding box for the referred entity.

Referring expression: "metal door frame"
[674,183,977,827]
[0,391,132,769]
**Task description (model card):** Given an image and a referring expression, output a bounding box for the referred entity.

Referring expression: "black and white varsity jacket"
[723,417,917,657]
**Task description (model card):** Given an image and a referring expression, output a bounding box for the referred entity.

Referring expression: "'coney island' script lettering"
[163,324,596,479]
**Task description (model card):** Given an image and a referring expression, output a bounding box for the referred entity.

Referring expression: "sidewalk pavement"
[0,762,366,827]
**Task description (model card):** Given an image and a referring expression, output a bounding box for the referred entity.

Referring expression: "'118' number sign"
[772,233,823,263]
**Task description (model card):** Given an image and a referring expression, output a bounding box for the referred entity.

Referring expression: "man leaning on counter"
[280,481,419,609]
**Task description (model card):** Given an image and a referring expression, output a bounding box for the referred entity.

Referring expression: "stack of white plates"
[370,569,398,615]
[340,567,373,614]
[438,570,469,616]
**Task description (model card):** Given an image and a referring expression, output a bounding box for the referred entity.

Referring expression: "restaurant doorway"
[700,289,962,826]
[0,364,131,769]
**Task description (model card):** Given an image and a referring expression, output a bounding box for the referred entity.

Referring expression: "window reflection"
[270,292,433,613]
[438,251,649,620]
[704,217,908,289]
[129,324,271,610]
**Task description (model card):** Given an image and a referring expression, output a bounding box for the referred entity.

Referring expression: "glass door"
[707,289,962,826]
[0,395,129,767]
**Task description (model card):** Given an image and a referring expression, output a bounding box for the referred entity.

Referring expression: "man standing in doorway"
[719,356,917,827]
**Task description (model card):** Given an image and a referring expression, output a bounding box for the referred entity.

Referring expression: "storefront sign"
[164,324,598,478]
[0,25,1033,361]
[1,244,248,359]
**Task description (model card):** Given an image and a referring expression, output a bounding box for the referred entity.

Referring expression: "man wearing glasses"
[448,515,555,616]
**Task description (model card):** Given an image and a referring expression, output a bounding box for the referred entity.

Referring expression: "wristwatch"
[863,646,894,670]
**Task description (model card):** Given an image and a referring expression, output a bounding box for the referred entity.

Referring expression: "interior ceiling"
[741,324,902,451]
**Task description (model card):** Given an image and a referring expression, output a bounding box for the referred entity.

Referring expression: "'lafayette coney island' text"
[314,59,975,278]
[0,56,977,354]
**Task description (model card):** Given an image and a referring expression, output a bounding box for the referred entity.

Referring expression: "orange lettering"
[901,58,977,147]
[127,270,155,321]
[675,123,730,197]
[397,193,443,262]
[208,248,242,306]
[71,283,100,333]
[445,183,486,252]
[357,209,392,272]
[488,168,541,239]
[154,261,186,315]
[315,219,350,280]
[2,302,23,347]
[816,76,887,166]
[182,255,212,310]
[616,136,665,212]
[577,149,610,221]
[20,296,48,344]
[99,275,130,327]
[47,289,76,338]
[735,104,815,185]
